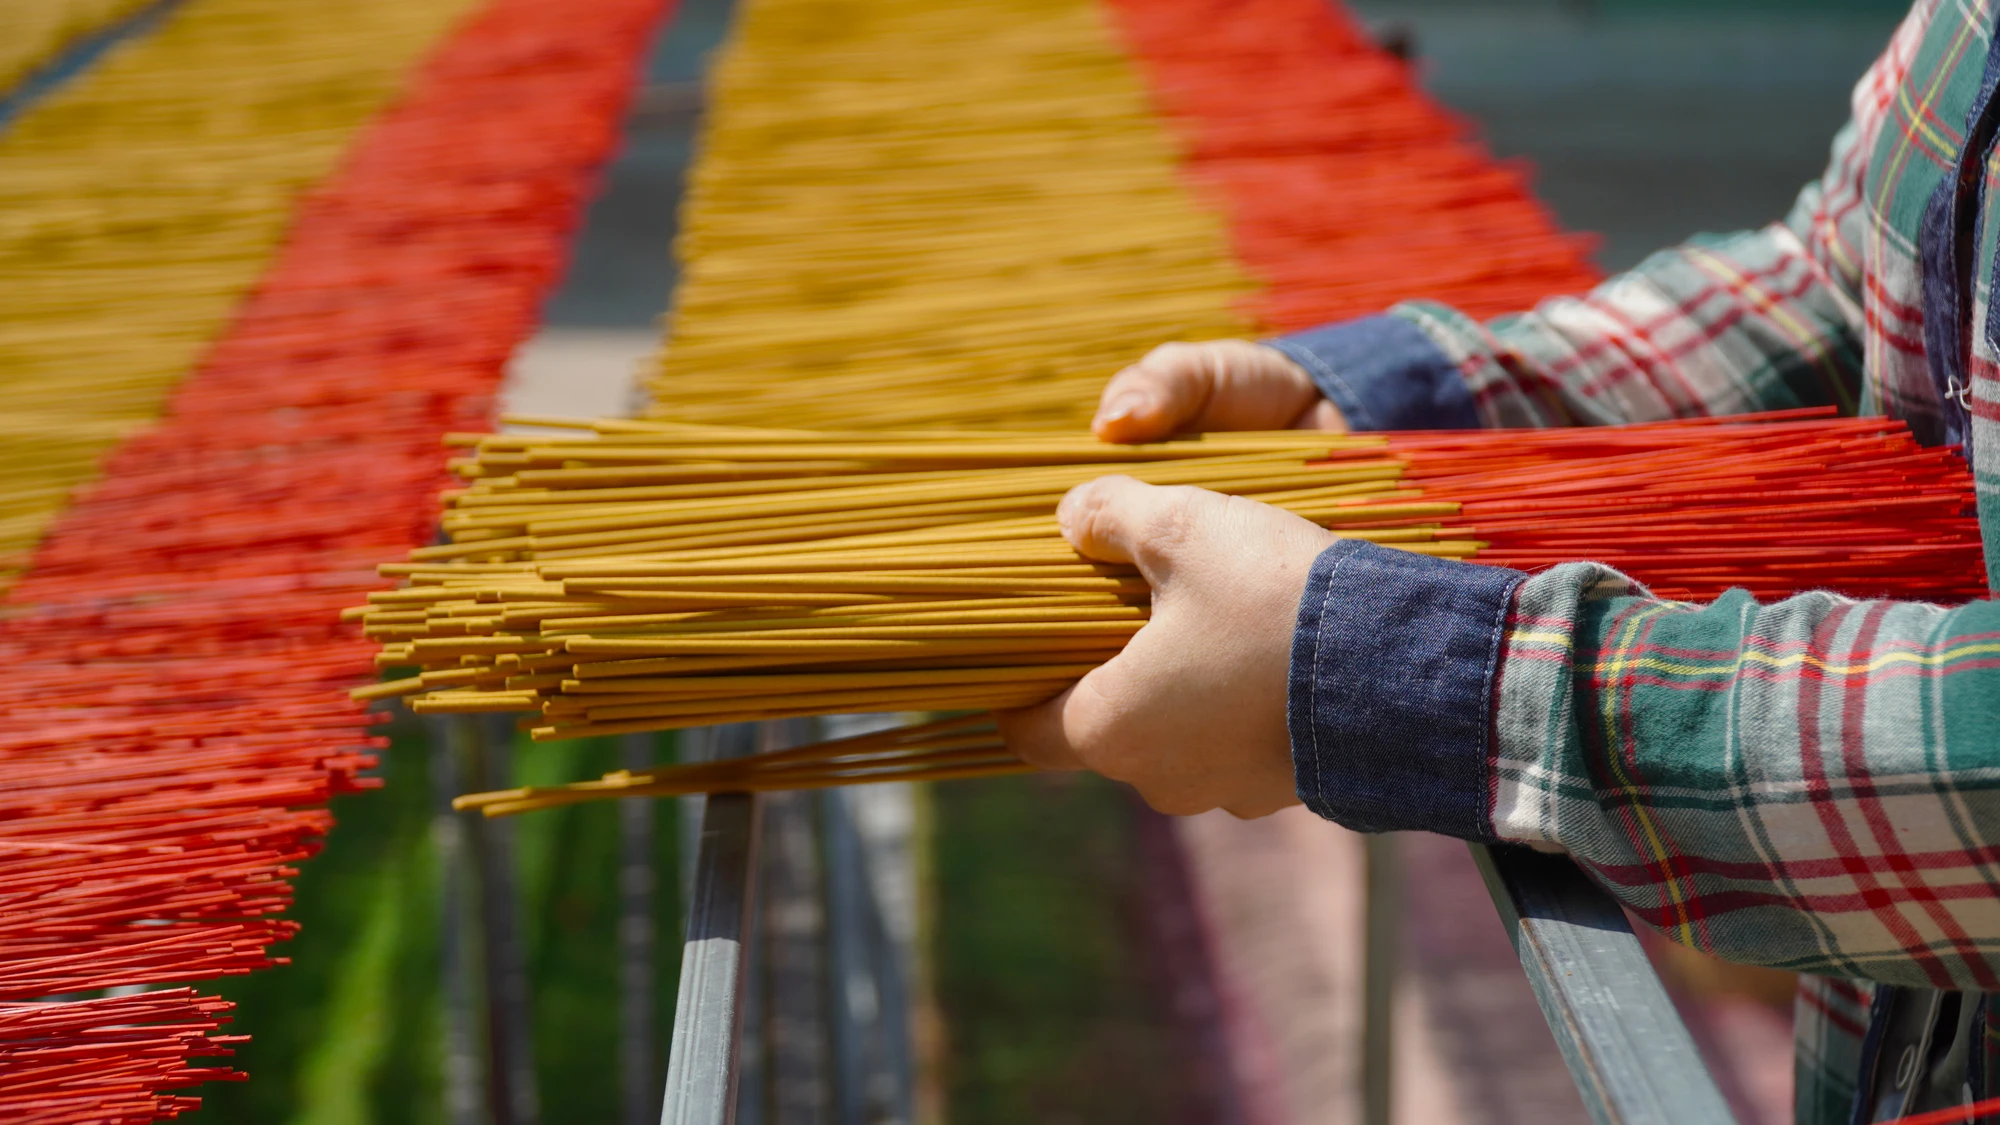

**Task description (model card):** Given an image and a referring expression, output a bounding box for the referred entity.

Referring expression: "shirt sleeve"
[1263,0,1930,432]
[1287,540,2000,988]
[1492,566,2000,989]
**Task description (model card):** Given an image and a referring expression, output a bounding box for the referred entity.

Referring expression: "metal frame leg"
[1360,832,1398,1125]
[1472,844,1737,1125]
[663,790,764,1125]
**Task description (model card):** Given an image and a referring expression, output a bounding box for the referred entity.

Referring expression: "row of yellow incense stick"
[354,418,1449,742]
[0,0,479,588]
[0,0,149,92]
[647,0,1254,430]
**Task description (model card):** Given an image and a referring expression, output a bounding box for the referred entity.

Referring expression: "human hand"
[1091,339,1347,443]
[994,476,1336,818]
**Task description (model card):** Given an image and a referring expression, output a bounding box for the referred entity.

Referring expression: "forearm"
[1486,567,2000,985]
[1267,220,1863,432]
[1394,218,1865,429]
[1289,547,2000,985]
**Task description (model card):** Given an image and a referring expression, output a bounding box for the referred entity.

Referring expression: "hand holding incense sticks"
[362,411,1985,805]
[361,419,1416,740]
[992,473,1324,818]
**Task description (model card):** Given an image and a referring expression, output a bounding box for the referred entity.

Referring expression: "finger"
[996,651,1141,773]
[1092,342,1214,443]
[993,689,1087,772]
[996,644,1216,814]
[1182,341,1320,433]
[1056,475,1215,584]
[1290,397,1350,433]
[1222,793,1302,820]
[1002,614,1289,817]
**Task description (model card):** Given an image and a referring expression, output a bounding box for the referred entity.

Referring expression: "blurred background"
[1351,0,1905,272]
[11,0,1913,1122]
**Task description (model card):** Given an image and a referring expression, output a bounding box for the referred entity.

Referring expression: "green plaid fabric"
[1375,3,2000,1120]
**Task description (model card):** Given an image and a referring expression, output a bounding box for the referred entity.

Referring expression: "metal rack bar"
[658,728,1740,1125]
[1471,844,1737,1125]
[662,790,764,1125]
[659,718,917,1125]
[0,0,187,130]
[1359,832,1399,1125]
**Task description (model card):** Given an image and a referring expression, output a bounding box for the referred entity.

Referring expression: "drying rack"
[655,720,1737,1125]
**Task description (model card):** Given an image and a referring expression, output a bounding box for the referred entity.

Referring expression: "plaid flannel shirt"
[1268,3,2000,1121]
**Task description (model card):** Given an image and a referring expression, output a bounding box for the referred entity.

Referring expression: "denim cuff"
[1287,540,1525,839]
[1265,314,1478,432]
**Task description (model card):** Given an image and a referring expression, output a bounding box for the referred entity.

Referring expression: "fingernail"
[1094,391,1152,426]
[1053,484,1091,539]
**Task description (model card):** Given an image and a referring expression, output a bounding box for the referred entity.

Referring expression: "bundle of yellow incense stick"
[364,412,1986,814]
[354,417,1456,741]
[454,713,1016,817]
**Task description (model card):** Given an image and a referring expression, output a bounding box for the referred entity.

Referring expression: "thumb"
[1057,475,1214,586]
[1092,342,1216,443]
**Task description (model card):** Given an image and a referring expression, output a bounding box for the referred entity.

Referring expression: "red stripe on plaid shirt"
[1789,603,1953,985]
[1602,661,2000,692]
[1603,631,2000,659]
[1606,604,1719,947]
[1552,283,1729,414]
[1454,257,1836,402]
[1801,978,1872,1039]
[1590,846,2000,887]
[1619,888,2000,931]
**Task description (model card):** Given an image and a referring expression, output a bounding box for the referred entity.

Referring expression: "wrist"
[1265,314,1477,432]
[1288,540,1524,837]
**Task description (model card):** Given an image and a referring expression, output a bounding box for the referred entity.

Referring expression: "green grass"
[511,734,683,1125]
[290,862,414,1125]
[928,772,1189,1125]
[198,712,446,1124]
[192,717,682,1123]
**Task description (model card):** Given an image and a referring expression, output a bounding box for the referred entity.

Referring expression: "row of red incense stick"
[1104,0,1605,330]
[1384,411,1989,601]
[0,0,669,1117]
[0,992,242,1124]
